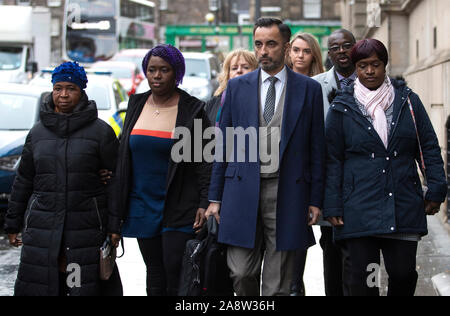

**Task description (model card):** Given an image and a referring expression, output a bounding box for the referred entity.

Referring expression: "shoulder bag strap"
[407,97,427,181]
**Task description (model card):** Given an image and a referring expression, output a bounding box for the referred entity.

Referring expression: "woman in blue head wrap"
[5,62,123,296]
[50,61,88,113]
[111,45,213,296]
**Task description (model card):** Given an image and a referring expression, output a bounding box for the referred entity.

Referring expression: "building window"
[416,40,419,60]
[51,18,60,37]
[17,0,31,5]
[433,27,437,49]
[121,0,155,23]
[160,0,168,11]
[303,0,321,19]
[47,0,62,7]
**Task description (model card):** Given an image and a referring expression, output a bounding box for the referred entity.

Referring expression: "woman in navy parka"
[323,39,446,296]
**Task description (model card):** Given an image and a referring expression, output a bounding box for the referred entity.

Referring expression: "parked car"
[90,60,144,96]
[29,70,129,125]
[136,52,221,101]
[111,48,148,74]
[0,84,50,212]
[180,52,221,101]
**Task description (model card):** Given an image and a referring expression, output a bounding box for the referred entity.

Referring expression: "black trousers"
[290,250,307,295]
[138,231,194,296]
[343,237,418,296]
[319,226,350,296]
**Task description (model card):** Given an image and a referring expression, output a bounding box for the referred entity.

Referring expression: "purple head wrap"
[142,44,185,86]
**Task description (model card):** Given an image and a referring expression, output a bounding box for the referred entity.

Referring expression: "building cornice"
[399,0,422,14]
[362,0,422,38]
[404,48,450,76]
[377,0,422,14]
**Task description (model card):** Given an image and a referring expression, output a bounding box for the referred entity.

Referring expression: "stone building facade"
[250,0,341,22]
[159,0,341,25]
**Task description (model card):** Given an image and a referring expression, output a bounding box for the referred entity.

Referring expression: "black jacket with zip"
[4,92,119,296]
[109,88,212,235]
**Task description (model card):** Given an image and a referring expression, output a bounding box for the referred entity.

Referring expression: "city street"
[1,216,449,296]
[0,0,449,300]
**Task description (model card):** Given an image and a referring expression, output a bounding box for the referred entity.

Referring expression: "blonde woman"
[287,32,325,296]
[288,33,325,77]
[205,49,258,124]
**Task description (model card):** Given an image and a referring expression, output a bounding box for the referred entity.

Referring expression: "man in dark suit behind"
[206,18,325,296]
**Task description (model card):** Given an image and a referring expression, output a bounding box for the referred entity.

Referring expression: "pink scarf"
[354,77,395,148]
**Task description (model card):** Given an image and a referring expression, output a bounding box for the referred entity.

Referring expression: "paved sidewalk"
[0,234,20,296]
[409,215,450,296]
[1,215,449,296]
[116,226,326,296]
[116,217,450,296]
[376,215,450,296]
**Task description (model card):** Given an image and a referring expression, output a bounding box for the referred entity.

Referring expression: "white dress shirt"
[260,66,287,114]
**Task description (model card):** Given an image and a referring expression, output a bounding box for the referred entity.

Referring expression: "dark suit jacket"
[208,67,325,251]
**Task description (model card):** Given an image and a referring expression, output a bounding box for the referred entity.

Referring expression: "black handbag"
[178,217,234,296]
[99,236,124,281]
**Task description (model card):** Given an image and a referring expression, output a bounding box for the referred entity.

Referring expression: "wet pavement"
[0,215,449,296]
[0,234,20,296]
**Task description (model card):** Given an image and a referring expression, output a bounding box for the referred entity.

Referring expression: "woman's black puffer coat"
[4,92,119,296]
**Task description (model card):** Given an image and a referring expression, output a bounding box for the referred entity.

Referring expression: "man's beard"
[259,56,284,72]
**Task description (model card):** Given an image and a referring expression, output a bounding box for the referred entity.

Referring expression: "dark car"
[0,84,49,226]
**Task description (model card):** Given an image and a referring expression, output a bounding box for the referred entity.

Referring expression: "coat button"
[389,193,393,197]
[390,227,395,231]
[368,127,372,130]
[383,170,386,173]
[386,157,390,161]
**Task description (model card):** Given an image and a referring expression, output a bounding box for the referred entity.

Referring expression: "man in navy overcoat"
[206,18,325,296]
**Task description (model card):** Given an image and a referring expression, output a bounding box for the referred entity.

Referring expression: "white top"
[260,66,287,114]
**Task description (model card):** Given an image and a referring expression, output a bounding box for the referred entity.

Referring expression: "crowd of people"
[3,17,447,297]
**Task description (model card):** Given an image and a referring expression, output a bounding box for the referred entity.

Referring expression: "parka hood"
[40,91,98,137]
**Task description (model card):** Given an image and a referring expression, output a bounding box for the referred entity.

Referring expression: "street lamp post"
[205,13,215,26]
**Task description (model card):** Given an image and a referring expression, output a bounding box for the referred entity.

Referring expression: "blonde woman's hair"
[288,33,325,77]
[214,49,258,96]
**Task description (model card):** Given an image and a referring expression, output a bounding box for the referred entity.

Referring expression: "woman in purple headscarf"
[110,44,212,296]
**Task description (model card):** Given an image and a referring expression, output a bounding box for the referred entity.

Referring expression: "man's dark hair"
[253,17,292,44]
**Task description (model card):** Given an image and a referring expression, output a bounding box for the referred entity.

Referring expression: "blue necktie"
[341,77,354,87]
